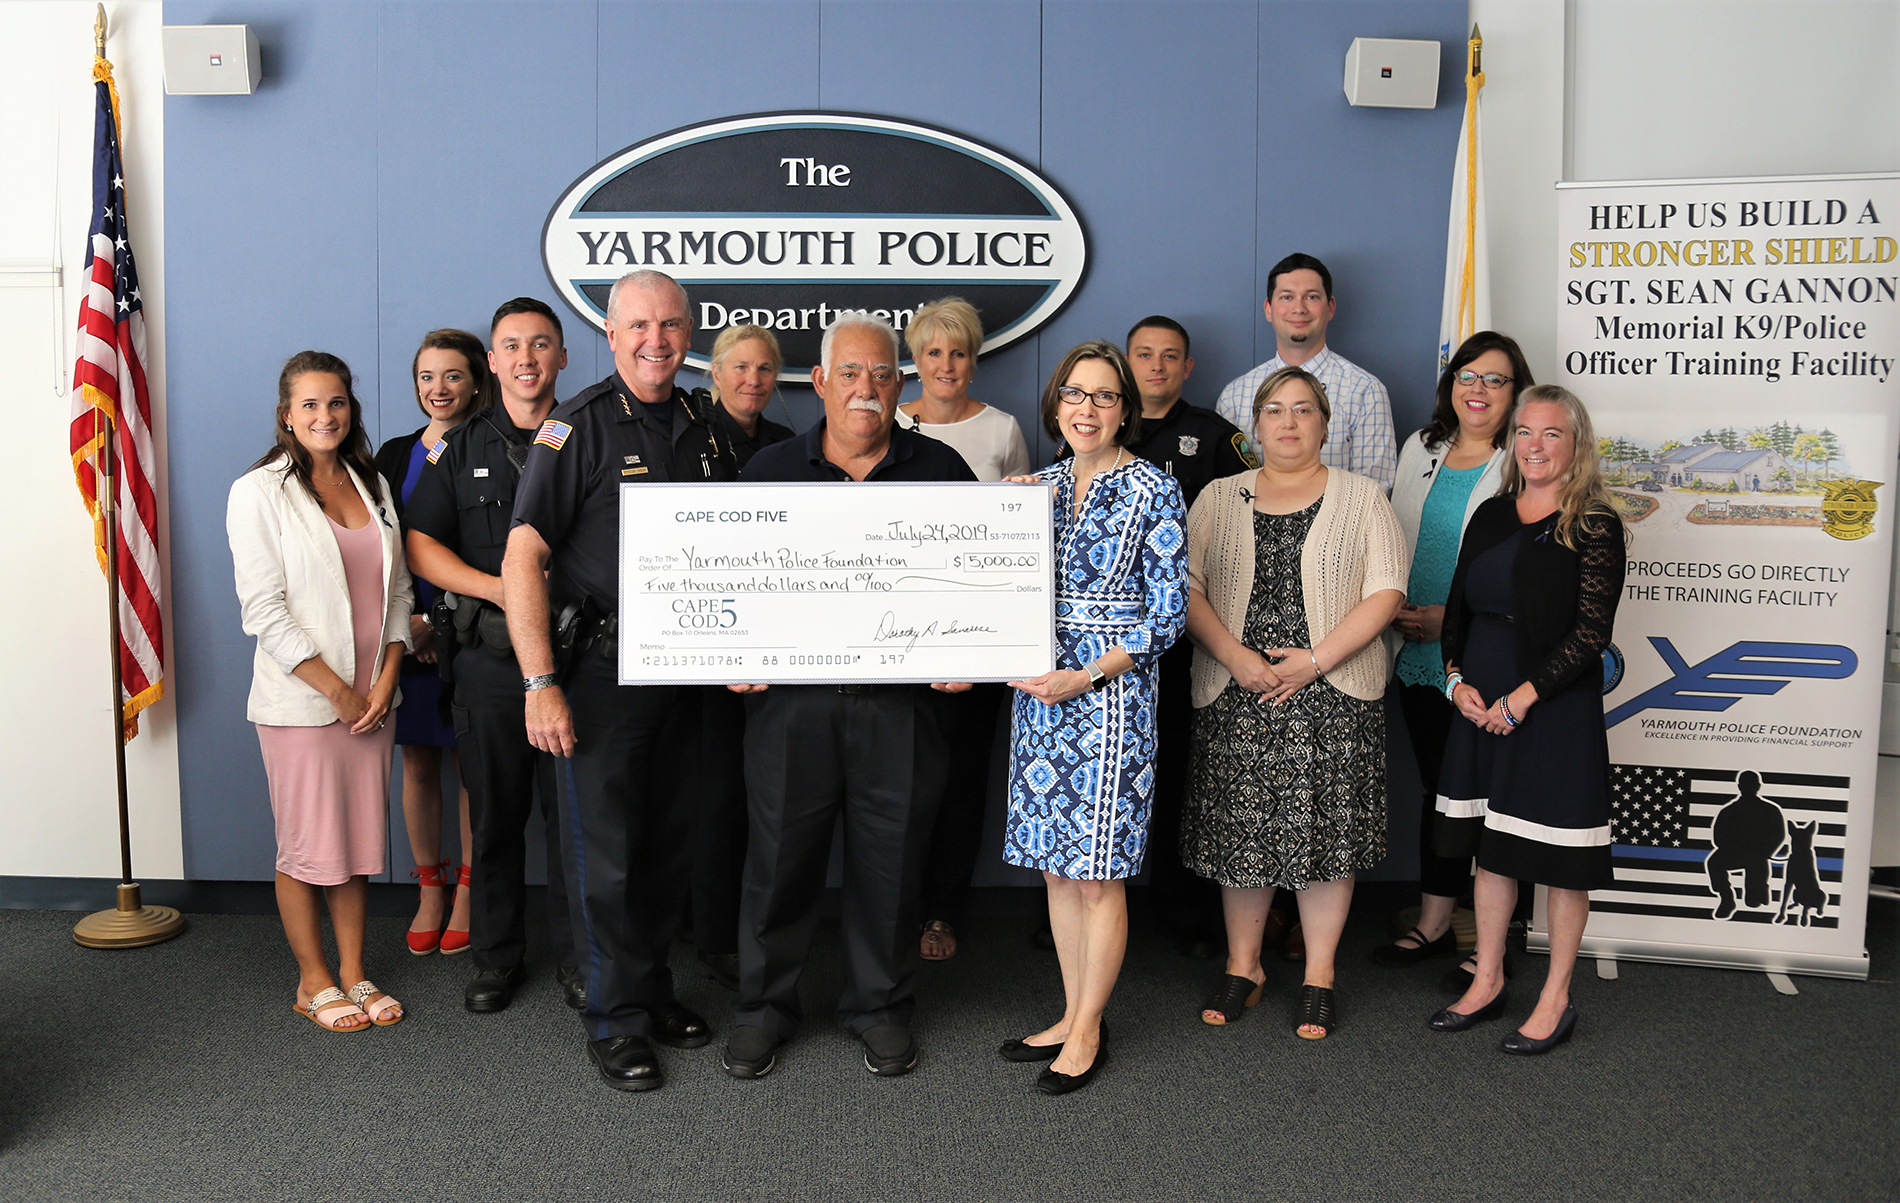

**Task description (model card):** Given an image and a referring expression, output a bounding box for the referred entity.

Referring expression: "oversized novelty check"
[618,482,1056,685]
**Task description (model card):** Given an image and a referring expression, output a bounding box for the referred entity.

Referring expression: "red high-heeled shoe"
[407,859,452,955]
[438,863,473,955]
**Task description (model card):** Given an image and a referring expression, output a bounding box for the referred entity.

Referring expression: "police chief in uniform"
[1124,316,1255,958]
[405,297,582,1014]
[720,315,976,1082]
[503,270,737,1093]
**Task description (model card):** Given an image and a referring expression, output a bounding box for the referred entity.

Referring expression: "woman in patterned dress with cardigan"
[1180,366,1408,1039]
[1000,341,1188,1094]
[1427,384,1625,1055]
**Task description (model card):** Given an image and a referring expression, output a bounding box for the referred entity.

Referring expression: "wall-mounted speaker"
[161,25,261,96]
[1343,37,1440,109]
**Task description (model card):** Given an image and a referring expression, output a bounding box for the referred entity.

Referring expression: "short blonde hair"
[904,296,983,359]
[708,324,783,402]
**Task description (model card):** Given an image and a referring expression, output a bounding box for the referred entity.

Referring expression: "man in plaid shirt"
[1215,253,1396,490]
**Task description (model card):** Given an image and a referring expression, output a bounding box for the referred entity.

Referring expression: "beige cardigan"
[1186,467,1409,705]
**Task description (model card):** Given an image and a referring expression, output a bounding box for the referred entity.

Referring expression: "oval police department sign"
[541,112,1088,381]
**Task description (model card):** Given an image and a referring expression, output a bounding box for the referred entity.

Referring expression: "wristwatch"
[1085,661,1107,690]
[522,673,558,692]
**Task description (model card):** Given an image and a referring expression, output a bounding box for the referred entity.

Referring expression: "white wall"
[0,0,183,879]
[1472,0,1900,866]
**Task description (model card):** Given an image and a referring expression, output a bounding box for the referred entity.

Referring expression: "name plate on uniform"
[618,481,1056,685]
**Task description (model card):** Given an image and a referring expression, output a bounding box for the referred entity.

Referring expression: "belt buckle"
[836,683,871,695]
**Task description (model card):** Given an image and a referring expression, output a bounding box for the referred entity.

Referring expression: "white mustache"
[846,398,884,413]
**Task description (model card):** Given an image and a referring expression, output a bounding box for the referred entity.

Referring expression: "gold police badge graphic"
[1820,478,1881,540]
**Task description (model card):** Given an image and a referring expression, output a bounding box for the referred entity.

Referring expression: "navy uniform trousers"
[734,685,950,1038]
[549,653,693,1040]
[452,648,576,973]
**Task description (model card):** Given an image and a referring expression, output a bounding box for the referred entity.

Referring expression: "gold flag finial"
[1470,22,1482,77]
[93,3,106,55]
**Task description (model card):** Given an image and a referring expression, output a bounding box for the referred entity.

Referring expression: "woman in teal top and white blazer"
[1374,332,1534,983]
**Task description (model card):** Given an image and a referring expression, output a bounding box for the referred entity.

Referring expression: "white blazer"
[227,459,414,726]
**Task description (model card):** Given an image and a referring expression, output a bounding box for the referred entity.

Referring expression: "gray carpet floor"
[1,890,1894,1202]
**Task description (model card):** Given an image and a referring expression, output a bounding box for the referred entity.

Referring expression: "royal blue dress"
[1005,456,1188,880]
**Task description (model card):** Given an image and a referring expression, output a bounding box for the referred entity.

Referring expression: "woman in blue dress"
[1000,341,1188,1094]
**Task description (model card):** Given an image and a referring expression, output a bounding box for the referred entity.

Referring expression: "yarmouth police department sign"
[542,112,1089,380]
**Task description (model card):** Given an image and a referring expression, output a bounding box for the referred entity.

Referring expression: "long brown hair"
[1499,384,1619,551]
[252,350,383,505]
[1038,340,1142,445]
[410,328,495,419]
[1422,330,1534,452]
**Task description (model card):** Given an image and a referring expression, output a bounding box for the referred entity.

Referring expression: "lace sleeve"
[1527,512,1626,699]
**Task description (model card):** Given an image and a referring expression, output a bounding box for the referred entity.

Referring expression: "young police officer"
[405,298,581,1014]
[503,270,739,1093]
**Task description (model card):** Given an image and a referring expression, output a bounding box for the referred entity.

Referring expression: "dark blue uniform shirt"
[740,419,978,485]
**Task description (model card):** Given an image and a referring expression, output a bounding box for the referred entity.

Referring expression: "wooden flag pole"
[72,4,184,950]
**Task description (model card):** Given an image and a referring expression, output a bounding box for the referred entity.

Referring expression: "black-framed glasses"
[1455,369,1514,390]
[1057,386,1123,409]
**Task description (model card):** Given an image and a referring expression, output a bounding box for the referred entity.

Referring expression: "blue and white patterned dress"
[1005,456,1188,880]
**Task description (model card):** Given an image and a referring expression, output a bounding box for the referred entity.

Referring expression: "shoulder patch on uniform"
[425,438,448,465]
[533,420,573,451]
[1233,433,1261,470]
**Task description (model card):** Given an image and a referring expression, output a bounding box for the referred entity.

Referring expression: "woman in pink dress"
[227,351,415,1031]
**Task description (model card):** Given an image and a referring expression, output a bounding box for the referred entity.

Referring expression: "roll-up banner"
[1546,173,1899,979]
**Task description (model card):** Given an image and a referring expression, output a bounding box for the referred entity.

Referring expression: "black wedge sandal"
[1295,984,1337,1040]
[1201,973,1265,1025]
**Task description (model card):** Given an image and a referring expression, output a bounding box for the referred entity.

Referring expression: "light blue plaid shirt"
[1214,345,1397,490]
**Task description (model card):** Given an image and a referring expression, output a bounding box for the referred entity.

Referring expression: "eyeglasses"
[1259,403,1324,421]
[1455,369,1514,390]
[1057,386,1123,409]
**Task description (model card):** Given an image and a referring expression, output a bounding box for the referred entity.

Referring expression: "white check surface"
[618,482,1056,684]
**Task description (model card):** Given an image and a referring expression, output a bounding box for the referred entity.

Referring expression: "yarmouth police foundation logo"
[542,112,1089,381]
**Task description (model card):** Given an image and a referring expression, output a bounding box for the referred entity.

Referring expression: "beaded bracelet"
[1443,672,1463,702]
[1500,695,1520,728]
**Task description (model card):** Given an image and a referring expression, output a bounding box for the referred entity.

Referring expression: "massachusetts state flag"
[1599,765,1847,929]
[1437,25,1490,370]
[70,53,164,740]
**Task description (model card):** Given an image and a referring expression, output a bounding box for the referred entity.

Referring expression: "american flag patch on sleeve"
[425,438,448,465]
[534,420,573,450]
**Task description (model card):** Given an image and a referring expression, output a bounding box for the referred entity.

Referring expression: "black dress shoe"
[464,964,526,1013]
[1036,1026,1106,1095]
[586,1035,662,1092]
[698,950,740,991]
[1428,986,1509,1032]
[650,1003,712,1049]
[1501,1004,1577,1055]
[1370,926,1459,967]
[860,1023,918,1076]
[555,964,586,1011]
[998,1036,1063,1063]
[722,1025,781,1079]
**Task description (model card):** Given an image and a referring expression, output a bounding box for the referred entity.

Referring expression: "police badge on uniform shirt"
[1178,436,1199,456]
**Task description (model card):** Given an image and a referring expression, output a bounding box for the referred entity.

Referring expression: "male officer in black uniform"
[720,315,975,1082]
[405,297,582,1014]
[1124,316,1255,958]
[503,269,737,1093]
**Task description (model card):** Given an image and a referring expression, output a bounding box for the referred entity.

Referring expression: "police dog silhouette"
[1775,821,1828,927]
[1705,770,1786,920]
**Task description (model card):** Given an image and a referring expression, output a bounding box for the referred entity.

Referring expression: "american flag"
[1599,764,1846,928]
[70,55,164,740]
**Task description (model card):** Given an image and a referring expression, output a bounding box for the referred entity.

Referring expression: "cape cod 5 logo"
[541,112,1089,380]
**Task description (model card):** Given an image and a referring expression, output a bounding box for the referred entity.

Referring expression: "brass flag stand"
[72,3,184,951]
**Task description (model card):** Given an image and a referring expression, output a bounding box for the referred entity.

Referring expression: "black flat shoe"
[1501,1004,1577,1055]
[463,964,526,1013]
[999,1036,1063,1062]
[1428,986,1509,1032]
[555,963,586,1011]
[586,1034,662,1092]
[1294,984,1336,1040]
[1201,973,1264,1025]
[1440,951,1515,994]
[722,1025,781,1080]
[650,1003,712,1049]
[1370,926,1459,967]
[861,1023,918,1077]
[1036,1027,1106,1095]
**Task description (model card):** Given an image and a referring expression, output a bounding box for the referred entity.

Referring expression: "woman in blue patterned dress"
[1000,341,1188,1094]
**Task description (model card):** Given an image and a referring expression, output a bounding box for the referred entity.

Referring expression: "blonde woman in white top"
[1180,366,1408,1040]
[898,298,1030,962]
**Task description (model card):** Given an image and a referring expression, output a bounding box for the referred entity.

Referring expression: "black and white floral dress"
[1180,500,1387,889]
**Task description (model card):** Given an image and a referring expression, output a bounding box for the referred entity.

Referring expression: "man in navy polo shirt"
[721,314,975,1081]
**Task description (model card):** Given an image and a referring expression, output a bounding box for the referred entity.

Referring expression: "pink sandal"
[295,986,369,1032]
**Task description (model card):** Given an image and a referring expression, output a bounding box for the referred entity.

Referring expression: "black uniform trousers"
[688,685,748,957]
[919,681,1008,926]
[452,649,575,973]
[734,685,950,1038]
[1147,640,1222,938]
[549,654,692,1040]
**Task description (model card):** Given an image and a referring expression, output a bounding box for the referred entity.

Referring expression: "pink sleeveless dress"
[255,513,396,885]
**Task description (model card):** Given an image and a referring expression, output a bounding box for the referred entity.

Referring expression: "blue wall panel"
[164,0,1463,880]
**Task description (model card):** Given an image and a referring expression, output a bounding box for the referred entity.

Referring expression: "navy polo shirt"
[740,419,978,484]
